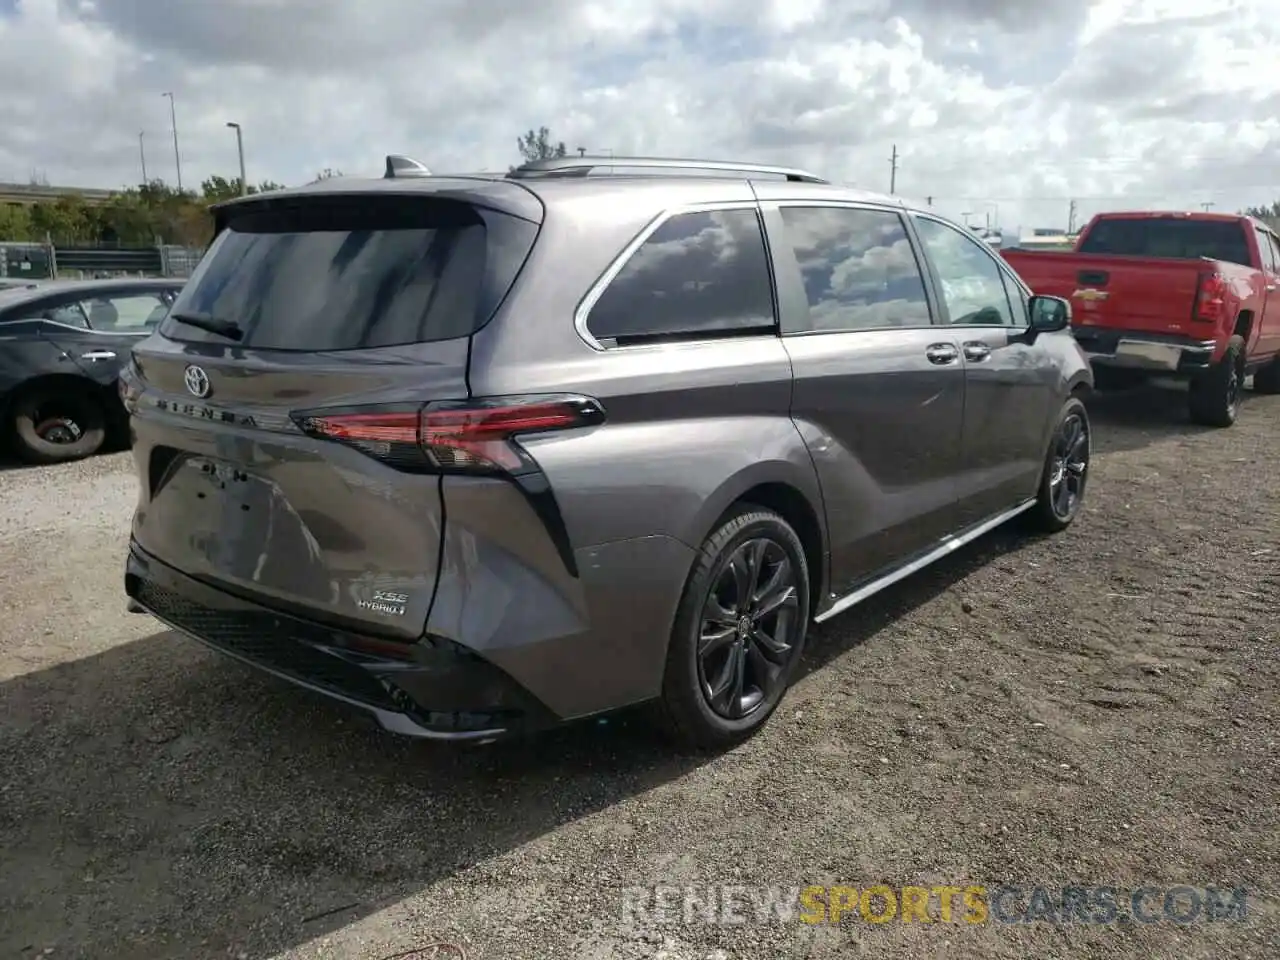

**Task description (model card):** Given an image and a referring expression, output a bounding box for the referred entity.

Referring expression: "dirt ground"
[0,384,1277,960]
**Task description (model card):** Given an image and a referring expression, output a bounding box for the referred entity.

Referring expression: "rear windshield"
[1077,217,1251,266]
[161,196,538,350]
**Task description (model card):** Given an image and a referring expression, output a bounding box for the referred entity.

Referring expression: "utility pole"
[926,196,933,206]
[1201,201,1214,212]
[138,131,148,184]
[577,146,586,157]
[889,144,898,194]
[162,91,183,191]
[1067,199,1078,235]
[226,122,247,195]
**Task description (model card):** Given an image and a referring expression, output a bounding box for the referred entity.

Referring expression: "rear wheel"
[10,383,107,464]
[1030,396,1090,533]
[654,506,810,751]
[1253,354,1280,395]
[1188,335,1245,427]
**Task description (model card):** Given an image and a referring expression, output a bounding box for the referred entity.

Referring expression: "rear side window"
[586,208,776,345]
[776,205,931,332]
[161,196,537,351]
[1077,217,1251,266]
[1255,227,1278,271]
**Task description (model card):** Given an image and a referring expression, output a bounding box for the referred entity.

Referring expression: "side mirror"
[1028,295,1071,333]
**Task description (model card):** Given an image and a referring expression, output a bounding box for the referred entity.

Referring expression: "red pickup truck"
[1003,211,1280,426]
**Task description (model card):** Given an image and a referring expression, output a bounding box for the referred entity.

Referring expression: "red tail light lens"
[294,395,605,473]
[1194,272,1227,323]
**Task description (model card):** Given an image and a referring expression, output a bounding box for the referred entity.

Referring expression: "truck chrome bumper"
[1083,337,1216,373]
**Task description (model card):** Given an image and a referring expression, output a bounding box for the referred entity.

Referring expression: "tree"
[314,167,344,181]
[28,195,96,244]
[515,126,568,167]
[1243,201,1280,219]
[0,203,34,242]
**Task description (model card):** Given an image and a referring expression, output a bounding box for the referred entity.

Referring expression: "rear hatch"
[127,185,541,639]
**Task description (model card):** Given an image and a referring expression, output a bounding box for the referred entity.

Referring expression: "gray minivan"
[122,155,1092,749]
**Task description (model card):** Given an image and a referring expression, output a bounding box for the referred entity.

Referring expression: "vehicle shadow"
[0,632,705,960]
[1085,382,1218,454]
[796,522,1038,678]
[0,522,1043,960]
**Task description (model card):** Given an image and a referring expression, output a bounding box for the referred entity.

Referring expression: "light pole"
[226,122,247,195]
[162,91,183,191]
[138,131,148,184]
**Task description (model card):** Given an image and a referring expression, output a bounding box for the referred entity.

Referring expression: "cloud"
[1,0,1278,235]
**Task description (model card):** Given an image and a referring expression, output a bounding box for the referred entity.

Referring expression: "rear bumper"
[124,542,556,741]
[1072,327,1217,375]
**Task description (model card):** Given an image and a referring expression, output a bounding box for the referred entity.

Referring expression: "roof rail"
[507,155,828,184]
[384,154,432,179]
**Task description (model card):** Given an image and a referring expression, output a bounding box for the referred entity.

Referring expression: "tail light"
[293,395,605,474]
[1194,272,1227,323]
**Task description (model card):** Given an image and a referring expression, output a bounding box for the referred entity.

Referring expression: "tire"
[1188,335,1245,427]
[653,505,811,751]
[1030,396,1091,534]
[1253,355,1280,395]
[10,383,107,464]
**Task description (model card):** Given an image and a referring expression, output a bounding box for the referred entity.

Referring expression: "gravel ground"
[1,385,1277,960]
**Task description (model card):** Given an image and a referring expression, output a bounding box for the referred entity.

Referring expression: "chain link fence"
[0,241,203,280]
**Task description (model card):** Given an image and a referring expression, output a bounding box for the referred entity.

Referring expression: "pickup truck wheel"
[1188,335,1245,428]
[10,383,107,464]
[1031,397,1090,533]
[1253,355,1280,395]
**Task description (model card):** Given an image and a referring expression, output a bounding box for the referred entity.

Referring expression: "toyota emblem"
[183,364,211,398]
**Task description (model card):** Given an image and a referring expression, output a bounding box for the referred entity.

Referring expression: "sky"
[1,0,1279,236]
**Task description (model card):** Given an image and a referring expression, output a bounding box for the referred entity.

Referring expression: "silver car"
[122,155,1092,749]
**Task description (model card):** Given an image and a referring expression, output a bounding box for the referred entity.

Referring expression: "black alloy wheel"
[697,536,801,720]
[1048,410,1089,523]
[1030,396,1091,533]
[655,506,811,750]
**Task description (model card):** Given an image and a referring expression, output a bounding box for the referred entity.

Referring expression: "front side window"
[776,206,932,332]
[586,208,776,345]
[913,216,1016,326]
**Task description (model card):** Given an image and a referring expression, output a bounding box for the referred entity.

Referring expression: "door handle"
[80,351,117,361]
[962,341,991,361]
[925,343,959,365]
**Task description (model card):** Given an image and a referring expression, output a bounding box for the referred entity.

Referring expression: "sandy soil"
[1,384,1277,960]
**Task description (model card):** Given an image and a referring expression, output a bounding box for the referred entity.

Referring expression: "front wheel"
[654,506,810,751]
[1030,396,1091,533]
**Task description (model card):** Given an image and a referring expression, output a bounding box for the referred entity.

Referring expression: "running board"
[813,499,1036,624]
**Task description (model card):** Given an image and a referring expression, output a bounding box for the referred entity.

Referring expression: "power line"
[918,187,1280,202]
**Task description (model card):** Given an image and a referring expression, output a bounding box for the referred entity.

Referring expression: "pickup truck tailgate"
[1002,250,1205,335]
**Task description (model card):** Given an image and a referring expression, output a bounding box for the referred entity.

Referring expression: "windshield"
[160,196,538,351]
[1077,217,1251,266]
